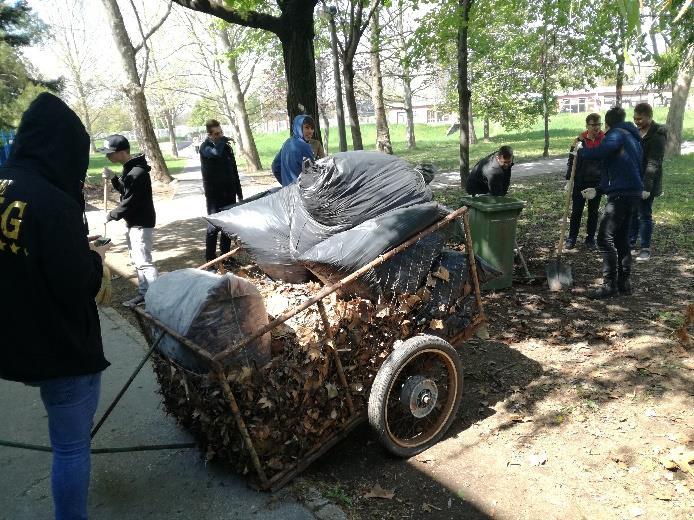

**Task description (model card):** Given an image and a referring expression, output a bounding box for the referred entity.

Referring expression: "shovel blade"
[546,259,573,292]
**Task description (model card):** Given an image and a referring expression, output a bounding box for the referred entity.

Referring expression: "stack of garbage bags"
[208,151,480,299]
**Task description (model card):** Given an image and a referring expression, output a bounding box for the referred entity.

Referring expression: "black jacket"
[108,154,156,228]
[0,93,109,383]
[200,137,243,206]
[466,152,512,196]
[566,131,604,190]
[641,122,667,196]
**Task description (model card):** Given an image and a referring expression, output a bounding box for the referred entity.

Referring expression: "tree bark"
[101,0,171,183]
[370,10,392,154]
[328,13,347,152]
[665,49,693,157]
[341,59,363,150]
[164,109,178,158]
[397,10,415,149]
[483,117,490,142]
[458,0,472,187]
[219,28,262,171]
[541,45,550,158]
[468,104,477,145]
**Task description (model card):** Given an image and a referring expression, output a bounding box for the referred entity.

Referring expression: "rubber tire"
[368,334,463,458]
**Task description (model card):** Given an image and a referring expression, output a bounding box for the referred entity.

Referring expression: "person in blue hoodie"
[271,114,315,186]
[576,106,643,299]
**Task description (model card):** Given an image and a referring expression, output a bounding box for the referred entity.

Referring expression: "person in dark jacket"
[271,114,315,186]
[200,119,244,262]
[99,134,158,306]
[577,106,643,299]
[564,113,605,249]
[0,92,111,519]
[465,145,514,196]
[630,103,667,262]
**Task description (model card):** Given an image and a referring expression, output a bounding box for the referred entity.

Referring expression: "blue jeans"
[38,373,102,520]
[629,193,655,249]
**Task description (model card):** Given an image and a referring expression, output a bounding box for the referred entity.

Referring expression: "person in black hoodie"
[0,93,111,519]
[465,145,514,196]
[630,103,667,262]
[576,106,643,299]
[99,134,158,306]
[199,119,243,262]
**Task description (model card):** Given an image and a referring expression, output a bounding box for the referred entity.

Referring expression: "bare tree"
[100,0,173,183]
[369,6,392,153]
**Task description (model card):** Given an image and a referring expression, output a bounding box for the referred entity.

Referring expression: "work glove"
[570,141,583,156]
[102,167,114,179]
[641,191,651,200]
[581,187,597,200]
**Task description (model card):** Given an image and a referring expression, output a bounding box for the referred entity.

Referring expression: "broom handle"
[556,144,578,259]
[103,169,109,237]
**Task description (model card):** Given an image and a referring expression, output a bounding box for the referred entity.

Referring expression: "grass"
[251,107,693,172]
[86,152,187,183]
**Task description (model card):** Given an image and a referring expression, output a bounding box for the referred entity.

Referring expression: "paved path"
[0,307,325,520]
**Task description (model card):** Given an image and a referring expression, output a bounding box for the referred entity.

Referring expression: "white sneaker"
[635,249,651,262]
[122,294,145,307]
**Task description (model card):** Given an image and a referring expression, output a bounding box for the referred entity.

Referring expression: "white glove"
[570,141,584,156]
[641,191,650,200]
[581,188,597,200]
[102,167,114,179]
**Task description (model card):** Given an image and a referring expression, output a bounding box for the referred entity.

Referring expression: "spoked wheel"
[368,335,463,457]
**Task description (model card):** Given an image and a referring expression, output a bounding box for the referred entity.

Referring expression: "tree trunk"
[328,14,347,152]
[164,110,178,158]
[341,59,363,150]
[398,11,415,150]
[458,0,472,187]
[541,49,550,158]
[279,22,321,141]
[483,117,490,142]
[100,0,171,183]
[220,29,262,171]
[615,53,625,106]
[370,10,392,154]
[665,50,693,157]
[468,104,477,145]
[320,112,330,154]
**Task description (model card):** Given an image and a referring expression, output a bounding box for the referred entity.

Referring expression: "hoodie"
[271,115,315,186]
[199,136,243,205]
[579,122,643,197]
[640,121,667,196]
[108,153,156,228]
[0,93,109,382]
[465,152,512,196]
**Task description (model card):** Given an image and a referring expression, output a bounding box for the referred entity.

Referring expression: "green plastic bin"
[460,195,525,290]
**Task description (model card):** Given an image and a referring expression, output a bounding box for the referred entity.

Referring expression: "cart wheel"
[368,334,463,458]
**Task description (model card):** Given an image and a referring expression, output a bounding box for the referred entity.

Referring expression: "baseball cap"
[97,134,130,154]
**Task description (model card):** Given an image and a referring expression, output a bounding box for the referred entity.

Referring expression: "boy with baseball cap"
[98,134,158,306]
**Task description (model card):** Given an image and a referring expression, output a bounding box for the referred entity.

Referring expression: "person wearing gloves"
[271,114,316,186]
[465,145,514,196]
[99,134,158,307]
[575,106,643,299]
[630,103,667,262]
[0,92,111,520]
[199,119,243,263]
[564,113,605,249]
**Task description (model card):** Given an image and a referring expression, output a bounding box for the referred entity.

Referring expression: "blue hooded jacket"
[271,115,315,186]
[578,122,643,197]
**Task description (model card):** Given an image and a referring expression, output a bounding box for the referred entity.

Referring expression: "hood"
[124,154,151,176]
[609,121,641,141]
[292,115,309,141]
[6,92,90,203]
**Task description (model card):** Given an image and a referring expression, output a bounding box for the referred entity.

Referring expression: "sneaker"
[635,249,651,262]
[122,294,145,307]
[564,238,576,250]
[584,237,596,249]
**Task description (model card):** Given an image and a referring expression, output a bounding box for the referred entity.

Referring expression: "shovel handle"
[556,146,579,259]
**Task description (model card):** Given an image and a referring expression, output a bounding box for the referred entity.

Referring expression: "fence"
[0,129,15,166]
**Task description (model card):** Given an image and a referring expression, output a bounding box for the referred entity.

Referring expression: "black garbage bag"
[299,151,432,228]
[205,184,312,283]
[299,202,451,299]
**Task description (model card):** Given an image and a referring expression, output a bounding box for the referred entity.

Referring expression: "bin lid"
[460,194,525,212]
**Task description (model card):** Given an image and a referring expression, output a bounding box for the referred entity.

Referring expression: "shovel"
[546,147,577,291]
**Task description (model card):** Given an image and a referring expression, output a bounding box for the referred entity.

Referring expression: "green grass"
[252,108,693,172]
[86,153,187,183]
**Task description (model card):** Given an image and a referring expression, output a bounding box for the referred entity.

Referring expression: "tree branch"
[172,0,281,35]
[133,0,173,53]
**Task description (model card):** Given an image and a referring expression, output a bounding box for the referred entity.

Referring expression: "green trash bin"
[460,195,525,290]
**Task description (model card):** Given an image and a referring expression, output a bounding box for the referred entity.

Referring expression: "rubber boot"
[589,254,617,299]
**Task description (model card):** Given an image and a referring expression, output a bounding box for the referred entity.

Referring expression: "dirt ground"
[90,178,693,520]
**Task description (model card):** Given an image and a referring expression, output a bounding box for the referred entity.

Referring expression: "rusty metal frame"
[132,204,486,490]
